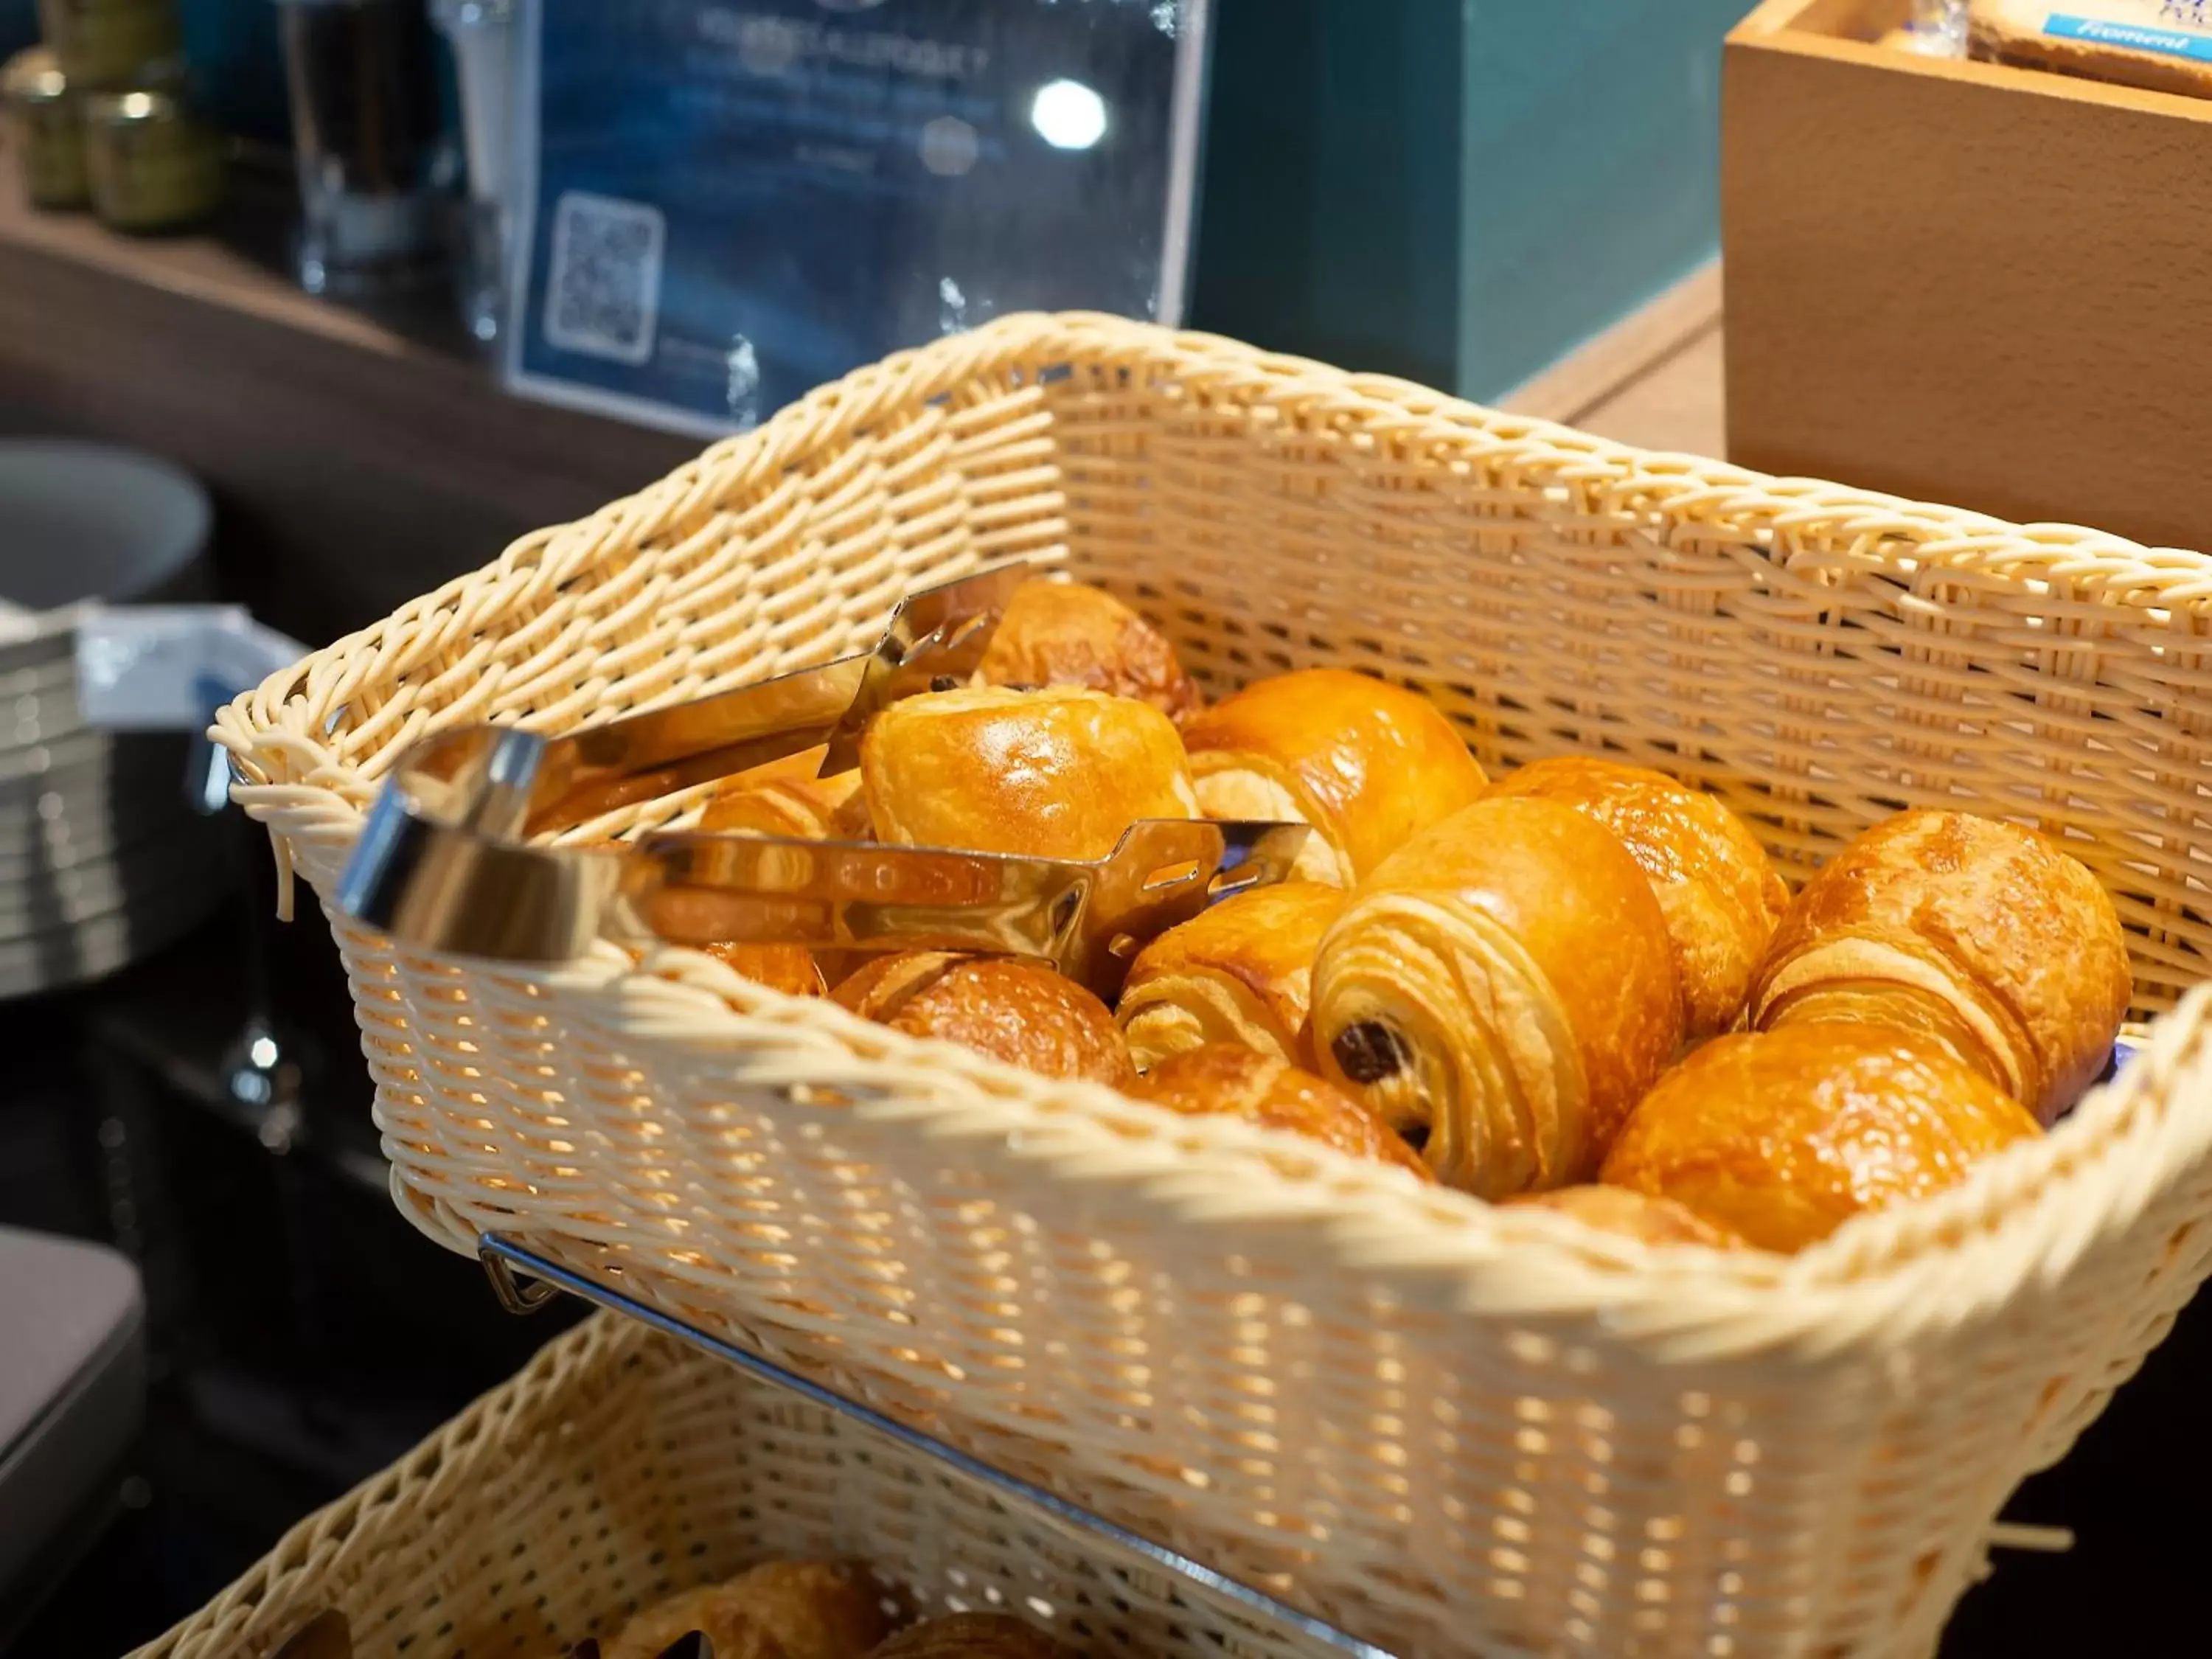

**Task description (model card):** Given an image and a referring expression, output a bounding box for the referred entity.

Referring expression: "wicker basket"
[215,313,2212,1659]
[131,1311,1335,1659]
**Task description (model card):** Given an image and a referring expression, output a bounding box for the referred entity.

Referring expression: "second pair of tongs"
[335,560,1309,995]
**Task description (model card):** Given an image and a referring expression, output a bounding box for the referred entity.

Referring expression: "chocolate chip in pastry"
[1311,797,1682,1197]
[1600,1023,2042,1253]
[1178,668,1486,887]
[1750,809,2130,1123]
[1117,880,1349,1071]
[832,951,1136,1085]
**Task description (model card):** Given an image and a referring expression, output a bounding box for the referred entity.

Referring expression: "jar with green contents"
[83,86,224,232]
[35,0,182,91]
[1,46,87,208]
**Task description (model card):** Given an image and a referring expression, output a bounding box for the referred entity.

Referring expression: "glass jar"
[35,0,183,91]
[1,46,88,208]
[83,85,226,232]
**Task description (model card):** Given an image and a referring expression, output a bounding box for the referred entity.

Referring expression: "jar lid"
[1,47,70,105]
[83,86,186,130]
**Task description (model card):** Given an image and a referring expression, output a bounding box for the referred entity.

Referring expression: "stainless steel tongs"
[333,560,1307,994]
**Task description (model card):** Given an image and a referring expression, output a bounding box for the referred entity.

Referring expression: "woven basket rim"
[213,310,2212,1366]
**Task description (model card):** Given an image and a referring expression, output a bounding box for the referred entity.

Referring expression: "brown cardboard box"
[1723,0,2212,551]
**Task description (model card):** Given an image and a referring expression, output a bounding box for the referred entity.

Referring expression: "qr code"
[543,191,665,366]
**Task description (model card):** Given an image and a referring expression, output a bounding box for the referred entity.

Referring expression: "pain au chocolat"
[1310,796,1682,1198]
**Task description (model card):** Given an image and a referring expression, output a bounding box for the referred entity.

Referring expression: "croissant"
[1130,1043,1431,1178]
[973,577,1202,721]
[861,686,1196,862]
[1178,668,1487,887]
[608,1562,888,1659]
[1116,881,1349,1071]
[700,748,869,841]
[1484,757,1787,1041]
[1601,1023,2042,1253]
[1503,1185,1744,1249]
[868,1614,1065,1659]
[1750,809,2131,1123]
[701,942,828,998]
[832,951,1135,1085]
[1310,797,1682,1197]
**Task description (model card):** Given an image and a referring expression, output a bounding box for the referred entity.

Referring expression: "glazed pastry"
[869,1613,1065,1659]
[700,748,869,841]
[1750,809,2131,1124]
[1130,1043,1431,1179]
[1178,668,1487,887]
[1485,757,1787,1041]
[860,686,1197,862]
[1310,797,1682,1197]
[1600,1023,2042,1253]
[973,576,1202,721]
[608,1561,888,1659]
[832,951,1136,1085]
[1503,1186,1743,1249]
[701,941,829,998]
[1116,881,1349,1071]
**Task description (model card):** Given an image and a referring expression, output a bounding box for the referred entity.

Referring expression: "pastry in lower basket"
[1503,1185,1744,1249]
[1600,1023,2042,1253]
[867,1613,1067,1659]
[1750,809,2131,1124]
[607,1560,889,1659]
[1116,881,1349,1071]
[973,576,1202,721]
[860,686,1197,861]
[1484,756,1787,1042]
[1177,668,1487,887]
[1310,797,1682,1198]
[832,951,1136,1085]
[1130,1043,1431,1178]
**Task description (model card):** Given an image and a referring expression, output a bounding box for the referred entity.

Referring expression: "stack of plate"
[0,441,229,1000]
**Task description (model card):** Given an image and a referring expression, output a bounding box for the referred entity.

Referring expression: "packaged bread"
[832,950,1136,1085]
[1484,757,1787,1042]
[1969,1,2212,98]
[1116,880,1348,1071]
[973,576,1202,720]
[1310,797,1683,1197]
[1178,668,1487,887]
[1601,1024,2042,1253]
[1750,809,2130,1124]
[860,686,1196,861]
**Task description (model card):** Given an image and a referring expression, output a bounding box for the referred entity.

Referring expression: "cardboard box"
[1724,0,2212,550]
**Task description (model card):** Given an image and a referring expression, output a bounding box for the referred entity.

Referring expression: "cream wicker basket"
[132,1311,1338,1659]
[216,313,2212,1659]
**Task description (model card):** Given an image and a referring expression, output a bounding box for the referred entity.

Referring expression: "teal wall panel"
[1192,0,1741,403]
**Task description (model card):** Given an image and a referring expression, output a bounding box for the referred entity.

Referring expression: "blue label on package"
[2041,12,2212,62]
[507,0,1208,437]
